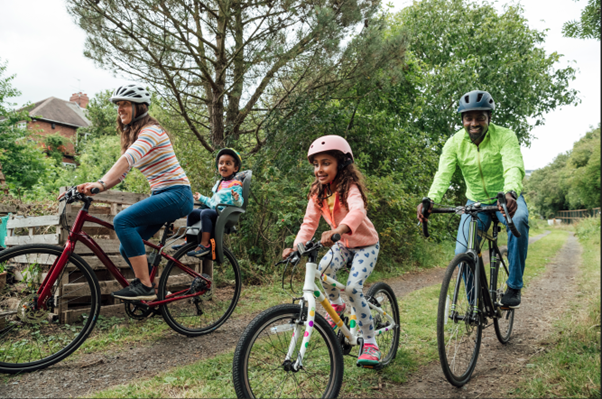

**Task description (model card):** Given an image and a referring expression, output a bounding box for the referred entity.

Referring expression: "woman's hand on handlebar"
[497,193,517,218]
[77,182,103,196]
[321,225,349,247]
[282,248,295,260]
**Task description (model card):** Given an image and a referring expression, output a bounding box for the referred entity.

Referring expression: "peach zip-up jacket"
[293,183,379,249]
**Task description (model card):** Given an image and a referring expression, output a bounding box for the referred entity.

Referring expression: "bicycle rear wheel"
[493,249,515,344]
[158,242,241,336]
[366,282,400,366]
[437,253,482,387]
[232,304,344,399]
[0,244,100,374]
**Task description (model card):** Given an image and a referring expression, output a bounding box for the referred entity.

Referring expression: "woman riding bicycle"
[76,83,194,301]
[281,135,381,366]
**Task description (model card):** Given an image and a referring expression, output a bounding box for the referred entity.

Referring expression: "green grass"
[87,229,570,398]
[513,217,601,398]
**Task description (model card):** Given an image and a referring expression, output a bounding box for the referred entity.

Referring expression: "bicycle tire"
[437,253,482,387]
[0,244,100,374]
[232,304,344,399]
[159,241,241,336]
[366,282,400,366]
[493,249,515,344]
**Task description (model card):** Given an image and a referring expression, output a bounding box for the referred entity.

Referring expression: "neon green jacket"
[427,123,525,204]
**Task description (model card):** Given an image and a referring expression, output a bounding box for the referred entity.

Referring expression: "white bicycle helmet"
[110,84,151,105]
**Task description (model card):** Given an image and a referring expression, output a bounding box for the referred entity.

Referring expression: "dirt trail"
[381,231,581,398]
[0,231,559,398]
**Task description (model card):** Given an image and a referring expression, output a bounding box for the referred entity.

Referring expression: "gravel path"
[0,231,559,398]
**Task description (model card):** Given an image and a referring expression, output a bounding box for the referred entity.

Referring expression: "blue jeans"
[455,195,530,290]
[115,185,194,264]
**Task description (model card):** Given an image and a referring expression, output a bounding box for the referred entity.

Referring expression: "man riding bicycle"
[417,90,529,309]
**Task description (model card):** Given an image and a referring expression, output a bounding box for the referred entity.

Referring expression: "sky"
[1,0,599,170]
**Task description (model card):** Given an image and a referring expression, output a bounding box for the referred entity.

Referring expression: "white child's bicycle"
[232,234,400,398]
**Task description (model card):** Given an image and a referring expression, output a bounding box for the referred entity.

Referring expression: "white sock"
[331,297,344,306]
[364,337,378,347]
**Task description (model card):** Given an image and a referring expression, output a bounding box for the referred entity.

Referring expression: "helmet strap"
[123,111,148,130]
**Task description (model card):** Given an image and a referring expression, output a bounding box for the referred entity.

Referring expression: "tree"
[76,90,118,147]
[563,0,601,40]
[0,60,48,194]
[393,0,580,146]
[67,0,407,152]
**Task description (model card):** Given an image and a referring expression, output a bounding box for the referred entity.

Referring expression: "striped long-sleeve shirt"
[121,125,190,191]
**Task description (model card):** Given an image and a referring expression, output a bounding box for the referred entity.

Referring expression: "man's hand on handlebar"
[417,198,433,223]
[497,193,517,218]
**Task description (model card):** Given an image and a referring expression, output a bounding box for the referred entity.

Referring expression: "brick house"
[20,93,91,166]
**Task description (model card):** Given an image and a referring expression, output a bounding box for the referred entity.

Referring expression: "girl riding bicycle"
[281,135,381,366]
[76,83,194,301]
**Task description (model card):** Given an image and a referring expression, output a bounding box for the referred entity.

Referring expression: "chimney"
[70,92,89,108]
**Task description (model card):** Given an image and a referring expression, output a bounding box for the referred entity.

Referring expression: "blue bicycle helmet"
[457,90,495,113]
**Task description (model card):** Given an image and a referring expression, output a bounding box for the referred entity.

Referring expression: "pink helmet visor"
[307,135,354,163]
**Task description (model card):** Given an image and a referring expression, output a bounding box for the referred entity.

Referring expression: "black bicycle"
[421,192,520,387]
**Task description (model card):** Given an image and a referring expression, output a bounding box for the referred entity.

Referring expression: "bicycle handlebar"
[419,192,521,239]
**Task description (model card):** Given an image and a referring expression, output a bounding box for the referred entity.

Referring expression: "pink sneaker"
[325,303,346,329]
[358,343,381,366]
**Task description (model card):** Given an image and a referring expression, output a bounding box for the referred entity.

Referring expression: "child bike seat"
[186,170,252,264]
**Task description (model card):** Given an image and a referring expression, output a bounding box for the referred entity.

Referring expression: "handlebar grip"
[331,233,341,243]
[421,197,431,238]
[90,187,100,194]
[497,192,521,238]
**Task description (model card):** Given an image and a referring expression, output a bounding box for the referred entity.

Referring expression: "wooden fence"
[5,188,188,322]
[554,208,601,224]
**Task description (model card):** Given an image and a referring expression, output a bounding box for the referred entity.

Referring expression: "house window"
[51,123,56,129]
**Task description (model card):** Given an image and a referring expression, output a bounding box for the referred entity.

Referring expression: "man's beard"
[467,127,488,143]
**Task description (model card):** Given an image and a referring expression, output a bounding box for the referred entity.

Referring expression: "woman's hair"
[308,150,369,210]
[116,102,162,154]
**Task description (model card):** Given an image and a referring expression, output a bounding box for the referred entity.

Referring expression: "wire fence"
[554,208,601,224]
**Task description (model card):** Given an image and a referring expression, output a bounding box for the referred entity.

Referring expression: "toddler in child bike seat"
[172,148,244,259]
[281,135,382,366]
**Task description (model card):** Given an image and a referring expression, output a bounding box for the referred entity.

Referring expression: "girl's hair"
[116,102,162,154]
[308,150,369,210]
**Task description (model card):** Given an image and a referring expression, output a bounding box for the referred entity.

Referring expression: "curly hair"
[308,150,369,210]
[116,102,163,154]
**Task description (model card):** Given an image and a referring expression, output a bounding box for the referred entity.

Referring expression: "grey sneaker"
[501,287,521,309]
[112,278,157,301]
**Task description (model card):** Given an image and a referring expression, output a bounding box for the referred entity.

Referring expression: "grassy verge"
[88,229,569,398]
[513,217,601,398]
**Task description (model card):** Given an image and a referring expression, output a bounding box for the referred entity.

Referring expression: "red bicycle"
[0,186,242,374]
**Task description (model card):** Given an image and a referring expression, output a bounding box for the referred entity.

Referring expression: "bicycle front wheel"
[232,304,344,399]
[0,244,100,374]
[437,253,482,387]
[158,242,241,336]
[366,282,400,366]
[493,249,515,344]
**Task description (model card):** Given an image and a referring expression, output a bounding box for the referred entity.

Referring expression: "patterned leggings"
[318,242,380,344]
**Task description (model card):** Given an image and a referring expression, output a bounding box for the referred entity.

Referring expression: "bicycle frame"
[286,259,397,371]
[35,202,207,310]
[464,213,510,321]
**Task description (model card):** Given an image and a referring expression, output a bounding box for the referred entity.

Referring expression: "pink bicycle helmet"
[307,135,354,165]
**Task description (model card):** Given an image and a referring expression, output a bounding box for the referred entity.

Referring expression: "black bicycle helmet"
[457,90,495,113]
[216,148,242,171]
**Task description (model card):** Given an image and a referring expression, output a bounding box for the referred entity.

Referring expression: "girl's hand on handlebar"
[321,225,349,247]
[193,192,201,201]
[282,248,294,260]
[498,193,517,218]
[77,182,103,196]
